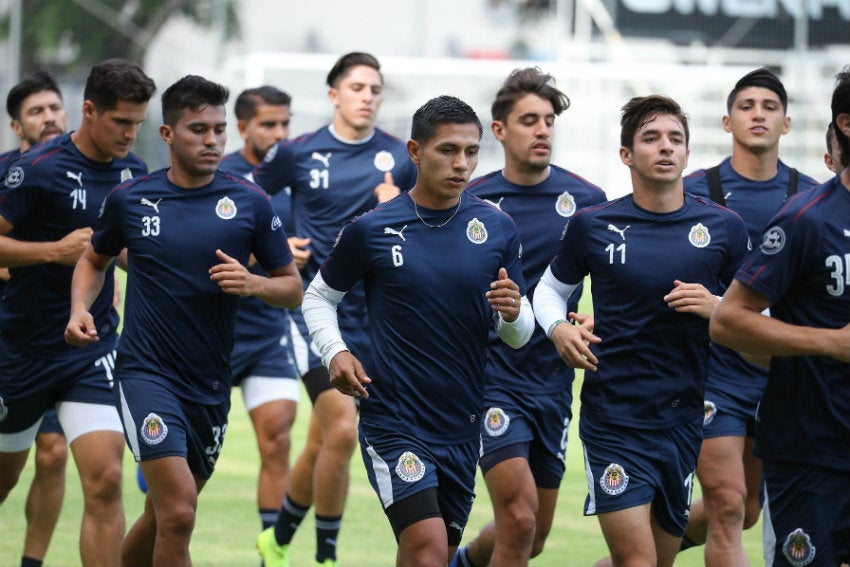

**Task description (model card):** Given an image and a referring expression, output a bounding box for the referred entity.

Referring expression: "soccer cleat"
[257,527,289,567]
[314,560,338,567]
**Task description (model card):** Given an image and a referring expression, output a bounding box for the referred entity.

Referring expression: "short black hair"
[491,67,570,122]
[234,86,291,121]
[411,95,482,144]
[326,52,382,88]
[831,65,850,168]
[620,95,689,150]
[84,59,156,112]
[6,71,62,120]
[161,75,229,126]
[726,67,788,113]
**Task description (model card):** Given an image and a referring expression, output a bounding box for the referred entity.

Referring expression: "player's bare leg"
[250,399,297,522]
[23,431,67,562]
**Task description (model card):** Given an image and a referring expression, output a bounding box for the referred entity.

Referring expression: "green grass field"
[0,377,763,567]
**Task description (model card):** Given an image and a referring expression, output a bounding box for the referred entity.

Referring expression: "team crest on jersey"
[600,463,629,495]
[264,143,278,163]
[555,191,577,217]
[271,215,282,231]
[466,218,488,244]
[373,150,395,172]
[140,413,168,445]
[484,407,510,436]
[4,166,24,188]
[120,167,134,182]
[215,197,237,220]
[760,226,786,255]
[0,395,7,422]
[688,223,711,248]
[782,528,816,567]
[703,401,717,426]
[395,451,425,482]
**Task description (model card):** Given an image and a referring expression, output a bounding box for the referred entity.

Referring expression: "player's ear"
[491,120,506,142]
[159,124,173,145]
[721,115,732,134]
[10,119,22,138]
[407,139,421,165]
[837,113,850,138]
[619,146,633,167]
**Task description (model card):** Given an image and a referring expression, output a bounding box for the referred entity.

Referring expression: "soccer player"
[453,67,605,567]
[303,94,533,567]
[0,59,155,567]
[2,70,70,567]
[678,68,818,567]
[220,86,308,534]
[534,95,750,567]
[64,75,302,567]
[709,66,850,567]
[252,51,417,567]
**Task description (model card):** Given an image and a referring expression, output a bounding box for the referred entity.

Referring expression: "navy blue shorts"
[479,387,571,489]
[579,415,702,537]
[359,426,477,534]
[762,460,850,567]
[37,408,64,435]
[0,335,118,433]
[231,331,296,385]
[703,383,756,439]
[117,373,229,480]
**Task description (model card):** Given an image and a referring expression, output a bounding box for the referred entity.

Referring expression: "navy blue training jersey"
[320,192,526,444]
[466,166,606,394]
[92,168,293,404]
[550,193,750,428]
[0,149,21,174]
[685,158,820,403]
[0,133,146,355]
[735,177,850,471]
[252,126,417,332]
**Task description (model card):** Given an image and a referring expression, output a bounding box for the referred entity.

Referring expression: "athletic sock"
[260,507,279,530]
[21,557,43,567]
[274,495,310,545]
[315,513,342,562]
[458,546,484,567]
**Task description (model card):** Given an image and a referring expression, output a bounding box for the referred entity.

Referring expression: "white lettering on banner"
[620,0,850,19]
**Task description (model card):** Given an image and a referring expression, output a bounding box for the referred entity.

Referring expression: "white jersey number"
[605,243,626,264]
[826,254,850,296]
[141,216,160,237]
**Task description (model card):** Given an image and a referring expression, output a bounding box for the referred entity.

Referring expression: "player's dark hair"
[84,58,156,112]
[411,95,482,144]
[491,67,570,122]
[161,75,229,126]
[326,52,382,88]
[620,95,689,150]
[6,71,62,120]
[826,121,835,154]
[831,65,850,168]
[234,86,291,121]
[726,67,788,113]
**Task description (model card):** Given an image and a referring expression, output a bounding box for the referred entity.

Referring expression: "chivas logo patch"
[395,451,425,482]
[689,223,711,248]
[215,197,237,220]
[373,150,395,172]
[466,218,488,244]
[556,191,576,217]
[484,407,510,437]
[140,413,168,445]
[782,528,816,567]
[704,401,717,426]
[600,463,629,495]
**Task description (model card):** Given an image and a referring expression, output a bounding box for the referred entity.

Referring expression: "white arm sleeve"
[495,295,535,349]
[533,266,581,338]
[301,272,349,369]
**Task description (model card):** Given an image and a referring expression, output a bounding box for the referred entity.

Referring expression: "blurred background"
[1,0,848,195]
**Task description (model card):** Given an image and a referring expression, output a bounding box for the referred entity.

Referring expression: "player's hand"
[487,267,521,322]
[329,351,371,398]
[550,318,600,371]
[65,309,99,346]
[209,249,256,297]
[374,172,400,203]
[570,311,595,334]
[52,227,93,265]
[664,279,719,320]
[287,236,312,270]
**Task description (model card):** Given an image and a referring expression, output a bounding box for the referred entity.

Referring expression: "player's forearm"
[496,296,535,349]
[533,267,580,338]
[302,272,349,369]
[70,254,108,313]
[0,234,65,266]
[251,272,303,309]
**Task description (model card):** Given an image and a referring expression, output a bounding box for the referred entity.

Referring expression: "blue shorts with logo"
[703,382,756,439]
[117,372,230,480]
[359,425,477,532]
[479,387,571,489]
[0,335,117,433]
[762,460,850,567]
[231,329,297,385]
[579,414,702,537]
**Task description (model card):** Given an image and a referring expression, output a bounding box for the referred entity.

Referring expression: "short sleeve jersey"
[251,126,417,330]
[684,158,820,400]
[320,192,526,444]
[0,133,147,355]
[735,177,850,471]
[466,165,606,394]
[93,168,293,404]
[549,193,750,428]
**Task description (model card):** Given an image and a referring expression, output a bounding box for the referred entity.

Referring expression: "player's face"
[239,103,290,163]
[408,122,480,207]
[165,104,227,179]
[723,86,790,155]
[85,99,149,160]
[493,93,555,173]
[620,112,689,185]
[12,90,67,150]
[328,65,383,138]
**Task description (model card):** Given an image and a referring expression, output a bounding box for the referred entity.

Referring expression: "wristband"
[548,319,569,337]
